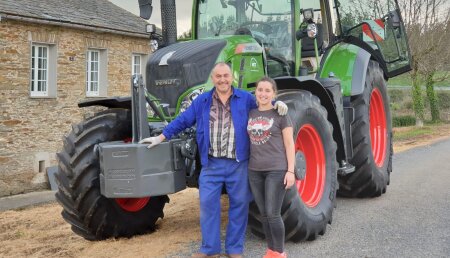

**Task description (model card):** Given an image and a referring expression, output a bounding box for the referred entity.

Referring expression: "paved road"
[0,190,55,212]
[2,139,449,257]
[243,138,450,257]
[175,138,450,257]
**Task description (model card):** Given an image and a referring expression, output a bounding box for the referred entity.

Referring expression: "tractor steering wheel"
[239,21,274,38]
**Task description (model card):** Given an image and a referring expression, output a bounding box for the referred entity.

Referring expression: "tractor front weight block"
[99,139,187,198]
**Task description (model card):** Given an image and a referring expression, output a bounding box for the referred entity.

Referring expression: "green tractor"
[55,0,411,241]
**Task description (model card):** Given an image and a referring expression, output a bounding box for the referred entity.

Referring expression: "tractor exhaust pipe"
[138,0,177,46]
[161,0,177,46]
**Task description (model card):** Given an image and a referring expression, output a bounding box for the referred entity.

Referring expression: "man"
[140,62,287,258]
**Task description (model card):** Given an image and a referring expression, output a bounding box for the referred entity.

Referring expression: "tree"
[399,0,450,125]
[420,19,450,122]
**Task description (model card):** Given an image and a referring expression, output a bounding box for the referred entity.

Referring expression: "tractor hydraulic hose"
[313,38,320,74]
[144,93,168,125]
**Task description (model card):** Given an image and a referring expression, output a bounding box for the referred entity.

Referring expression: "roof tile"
[0,0,149,36]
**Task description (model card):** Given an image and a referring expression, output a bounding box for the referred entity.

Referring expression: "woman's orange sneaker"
[263,249,287,258]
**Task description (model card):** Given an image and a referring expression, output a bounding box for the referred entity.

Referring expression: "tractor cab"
[193,0,411,79]
[331,0,412,77]
[196,0,296,78]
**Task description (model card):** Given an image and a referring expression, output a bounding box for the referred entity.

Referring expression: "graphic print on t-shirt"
[247,116,274,145]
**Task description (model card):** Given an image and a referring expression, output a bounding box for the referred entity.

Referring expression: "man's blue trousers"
[199,157,251,255]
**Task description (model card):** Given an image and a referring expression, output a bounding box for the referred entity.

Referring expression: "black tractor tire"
[338,60,392,197]
[248,90,338,242]
[55,109,169,240]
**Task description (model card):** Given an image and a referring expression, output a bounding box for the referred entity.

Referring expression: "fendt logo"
[154,78,181,86]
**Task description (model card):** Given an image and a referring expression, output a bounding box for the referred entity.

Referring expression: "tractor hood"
[146,39,227,110]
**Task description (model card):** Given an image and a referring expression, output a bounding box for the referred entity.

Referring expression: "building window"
[132,53,147,84]
[31,45,48,96]
[132,54,142,76]
[30,43,57,98]
[86,49,107,97]
[86,50,99,96]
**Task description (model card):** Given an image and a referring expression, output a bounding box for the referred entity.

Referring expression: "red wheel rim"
[369,88,387,168]
[295,124,326,208]
[115,197,150,212]
[114,137,150,212]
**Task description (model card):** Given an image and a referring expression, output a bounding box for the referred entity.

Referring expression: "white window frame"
[132,54,142,76]
[86,50,100,97]
[30,44,49,97]
[86,49,107,97]
[132,53,148,84]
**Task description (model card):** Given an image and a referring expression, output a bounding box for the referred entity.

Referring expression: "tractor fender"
[318,41,387,97]
[78,96,131,109]
[350,48,371,96]
[275,77,347,163]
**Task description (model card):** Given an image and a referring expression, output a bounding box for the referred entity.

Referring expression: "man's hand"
[274,101,288,116]
[138,135,164,149]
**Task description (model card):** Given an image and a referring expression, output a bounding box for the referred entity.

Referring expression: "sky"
[108,0,193,35]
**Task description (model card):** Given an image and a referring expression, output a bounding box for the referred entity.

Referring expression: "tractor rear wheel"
[248,90,338,242]
[338,60,392,197]
[55,109,169,240]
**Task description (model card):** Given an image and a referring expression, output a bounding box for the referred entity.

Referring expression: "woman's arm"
[282,126,296,189]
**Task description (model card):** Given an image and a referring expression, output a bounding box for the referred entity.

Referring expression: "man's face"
[211,65,233,95]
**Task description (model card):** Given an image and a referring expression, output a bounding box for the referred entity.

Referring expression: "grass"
[392,121,450,143]
[388,72,450,87]
[393,126,433,141]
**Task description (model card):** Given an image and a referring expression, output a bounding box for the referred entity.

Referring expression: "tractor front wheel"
[55,109,169,240]
[338,60,392,197]
[248,90,338,242]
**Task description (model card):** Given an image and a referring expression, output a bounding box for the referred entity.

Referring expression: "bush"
[388,89,404,103]
[393,115,416,127]
[438,91,450,109]
[404,100,414,110]
[390,102,401,111]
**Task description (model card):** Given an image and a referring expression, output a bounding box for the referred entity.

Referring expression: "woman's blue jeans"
[248,170,286,253]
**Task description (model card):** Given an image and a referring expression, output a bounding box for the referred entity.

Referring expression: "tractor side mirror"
[138,0,153,20]
[387,10,401,29]
[220,0,228,8]
[300,8,314,23]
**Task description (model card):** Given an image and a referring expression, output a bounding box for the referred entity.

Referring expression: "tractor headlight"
[307,23,317,38]
[180,88,205,113]
[150,39,158,52]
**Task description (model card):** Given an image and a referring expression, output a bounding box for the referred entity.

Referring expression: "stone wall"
[0,19,150,197]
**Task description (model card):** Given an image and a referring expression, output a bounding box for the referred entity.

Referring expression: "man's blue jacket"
[162,87,257,166]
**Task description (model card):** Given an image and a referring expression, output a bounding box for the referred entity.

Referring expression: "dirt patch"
[1,124,449,258]
[393,123,450,152]
[0,188,233,258]
[0,189,204,258]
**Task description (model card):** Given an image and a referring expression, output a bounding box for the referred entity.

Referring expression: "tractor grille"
[146,39,227,109]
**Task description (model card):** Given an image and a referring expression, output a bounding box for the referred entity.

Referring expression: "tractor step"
[337,162,355,176]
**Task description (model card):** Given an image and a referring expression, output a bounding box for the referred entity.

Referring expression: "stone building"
[0,0,151,196]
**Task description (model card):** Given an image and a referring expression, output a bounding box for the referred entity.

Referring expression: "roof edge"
[0,12,149,39]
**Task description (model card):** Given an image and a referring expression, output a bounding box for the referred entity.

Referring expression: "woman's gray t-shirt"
[247,109,293,171]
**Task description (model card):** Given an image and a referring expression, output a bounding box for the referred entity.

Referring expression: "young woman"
[247,77,296,258]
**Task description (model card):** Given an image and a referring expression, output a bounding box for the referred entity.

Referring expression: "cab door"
[332,0,412,77]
